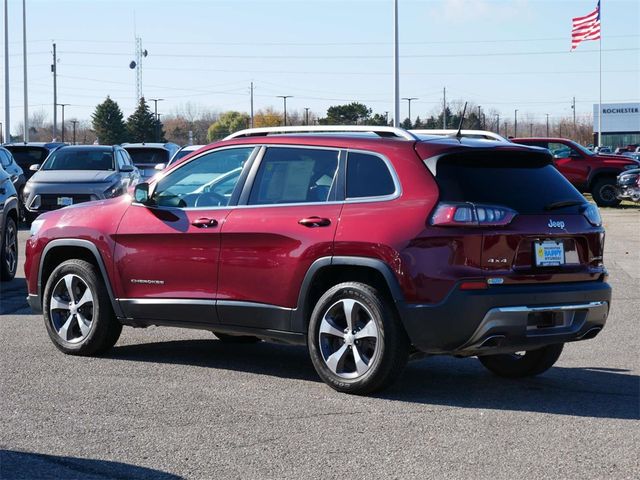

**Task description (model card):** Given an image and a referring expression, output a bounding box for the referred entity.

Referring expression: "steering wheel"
[194,191,227,208]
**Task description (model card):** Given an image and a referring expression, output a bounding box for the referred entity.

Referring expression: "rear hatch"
[429,150,605,285]
[124,148,169,179]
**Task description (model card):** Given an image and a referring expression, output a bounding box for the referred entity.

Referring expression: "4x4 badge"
[548,219,565,229]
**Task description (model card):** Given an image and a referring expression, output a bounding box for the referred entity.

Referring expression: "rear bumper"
[398,281,611,355]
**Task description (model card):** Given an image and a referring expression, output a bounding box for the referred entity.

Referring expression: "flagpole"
[598,1,602,147]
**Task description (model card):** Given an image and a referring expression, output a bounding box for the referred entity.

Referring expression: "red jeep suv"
[25,127,611,394]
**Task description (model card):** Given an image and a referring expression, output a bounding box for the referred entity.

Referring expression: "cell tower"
[129,37,147,101]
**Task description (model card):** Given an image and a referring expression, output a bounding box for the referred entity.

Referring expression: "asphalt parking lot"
[1,208,638,480]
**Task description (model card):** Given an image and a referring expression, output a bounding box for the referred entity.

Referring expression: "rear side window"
[248,147,338,205]
[346,152,395,199]
[433,152,584,214]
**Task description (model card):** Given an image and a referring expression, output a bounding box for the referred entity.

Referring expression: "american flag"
[571,0,601,50]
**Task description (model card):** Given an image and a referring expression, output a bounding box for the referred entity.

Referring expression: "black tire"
[308,282,409,395]
[43,259,122,356]
[478,343,564,378]
[213,332,261,344]
[591,177,621,207]
[0,215,18,281]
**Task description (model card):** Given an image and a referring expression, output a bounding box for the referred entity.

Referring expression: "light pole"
[149,98,163,142]
[4,0,10,144]
[22,0,28,142]
[514,109,518,138]
[545,114,550,136]
[477,105,482,128]
[530,123,533,136]
[304,107,310,126]
[277,95,292,126]
[495,114,500,135]
[57,103,69,143]
[70,120,77,144]
[401,97,418,126]
[393,0,399,127]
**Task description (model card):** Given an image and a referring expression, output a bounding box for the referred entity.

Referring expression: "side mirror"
[120,164,134,173]
[134,182,152,204]
[29,164,40,171]
[154,163,166,171]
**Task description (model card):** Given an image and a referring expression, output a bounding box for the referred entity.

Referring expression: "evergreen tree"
[126,97,158,142]
[319,102,372,125]
[91,96,127,145]
[400,118,413,129]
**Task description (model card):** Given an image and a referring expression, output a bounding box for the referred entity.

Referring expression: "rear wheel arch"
[293,257,405,333]
[39,239,123,317]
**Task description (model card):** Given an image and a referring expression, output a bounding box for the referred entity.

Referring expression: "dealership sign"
[593,103,640,133]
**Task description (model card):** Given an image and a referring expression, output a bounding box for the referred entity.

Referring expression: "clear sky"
[2,0,639,135]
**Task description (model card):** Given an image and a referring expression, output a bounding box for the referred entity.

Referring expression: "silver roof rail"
[410,129,509,143]
[224,125,418,141]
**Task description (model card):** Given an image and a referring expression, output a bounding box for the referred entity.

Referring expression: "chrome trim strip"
[217,300,293,311]
[118,298,217,306]
[496,302,607,313]
[117,298,293,310]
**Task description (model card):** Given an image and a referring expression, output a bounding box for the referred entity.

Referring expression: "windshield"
[42,149,114,171]
[126,148,170,166]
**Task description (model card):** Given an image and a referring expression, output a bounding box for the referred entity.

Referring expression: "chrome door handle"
[191,217,218,228]
[298,217,331,227]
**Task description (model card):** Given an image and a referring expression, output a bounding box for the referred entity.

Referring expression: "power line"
[57,47,639,60]
[25,33,640,47]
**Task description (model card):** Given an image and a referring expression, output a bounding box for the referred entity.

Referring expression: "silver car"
[23,145,140,222]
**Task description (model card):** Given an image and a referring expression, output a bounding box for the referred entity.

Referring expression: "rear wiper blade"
[544,200,585,211]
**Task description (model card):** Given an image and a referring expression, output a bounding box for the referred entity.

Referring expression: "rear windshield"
[4,146,49,168]
[42,149,114,171]
[433,152,585,214]
[126,148,169,166]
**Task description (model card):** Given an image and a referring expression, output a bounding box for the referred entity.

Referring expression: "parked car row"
[4,131,639,230]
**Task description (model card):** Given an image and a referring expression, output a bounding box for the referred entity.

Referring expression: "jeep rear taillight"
[430,202,517,227]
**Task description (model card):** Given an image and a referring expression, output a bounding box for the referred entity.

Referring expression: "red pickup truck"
[512,137,640,207]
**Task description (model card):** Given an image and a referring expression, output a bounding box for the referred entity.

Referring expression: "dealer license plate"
[57,197,73,206]
[534,240,565,267]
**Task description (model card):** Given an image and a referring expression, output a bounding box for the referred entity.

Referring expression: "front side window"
[549,142,575,159]
[42,148,114,171]
[248,147,339,205]
[116,151,128,170]
[346,152,395,199]
[153,147,254,208]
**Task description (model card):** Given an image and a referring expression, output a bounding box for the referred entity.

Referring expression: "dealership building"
[593,102,640,148]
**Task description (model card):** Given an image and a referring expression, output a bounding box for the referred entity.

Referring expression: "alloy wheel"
[599,184,617,202]
[49,274,95,343]
[318,298,380,379]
